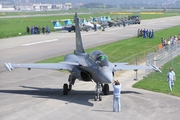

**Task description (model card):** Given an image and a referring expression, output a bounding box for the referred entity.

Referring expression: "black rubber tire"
[63,83,68,95]
[103,84,109,95]
[99,95,102,101]
[94,95,97,101]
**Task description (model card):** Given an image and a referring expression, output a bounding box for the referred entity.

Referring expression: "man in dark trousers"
[112,80,121,112]
[94,23,97,31]
[42,26,45,34]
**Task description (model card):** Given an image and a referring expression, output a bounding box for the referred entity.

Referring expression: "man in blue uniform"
[167,68,176,92]
[112,80,121,112]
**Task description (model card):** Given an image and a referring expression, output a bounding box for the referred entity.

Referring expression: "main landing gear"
[63,75,75,95]
[94,83,109,101]
[63,75,110,102]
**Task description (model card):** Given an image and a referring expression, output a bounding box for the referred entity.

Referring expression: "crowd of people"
[161,34,180,47]
[137,28,154,39]
[26,25,50,35]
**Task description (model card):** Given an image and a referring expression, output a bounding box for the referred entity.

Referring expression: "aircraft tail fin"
[52,21,62,29]
[74,13,85,53]
[64,20,73,26]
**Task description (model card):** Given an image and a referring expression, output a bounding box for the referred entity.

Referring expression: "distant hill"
[33,0,165,5]
[2,0,164,5]
[2,0,180,8]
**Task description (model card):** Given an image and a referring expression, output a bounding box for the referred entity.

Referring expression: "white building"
[32,4,52,11]
[0,3,73,11]
[64,3,72,10]
[0,4,15,11]
[16,4,33,11]
[54,4,63,10]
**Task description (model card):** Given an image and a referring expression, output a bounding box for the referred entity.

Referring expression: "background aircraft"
[5,13,161,101]
[52,19,75,32]
[90,17,109,31]
[80,18,102,31]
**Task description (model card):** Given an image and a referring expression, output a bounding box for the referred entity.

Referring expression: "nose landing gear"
[94,83,102,101]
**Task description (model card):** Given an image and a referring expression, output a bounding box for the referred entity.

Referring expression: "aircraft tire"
[99,95,102,101]
[68,84,72,92]
[63,83,68,95]
[94,95,97,101]
[103,84,109,95]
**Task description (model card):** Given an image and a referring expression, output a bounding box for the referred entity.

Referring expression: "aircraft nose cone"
[100,67,113,83]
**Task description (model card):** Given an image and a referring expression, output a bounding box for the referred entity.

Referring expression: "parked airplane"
[80,18,103,31]
[5,13,162,101]
[91,17,109,31]
[52,19,75,32]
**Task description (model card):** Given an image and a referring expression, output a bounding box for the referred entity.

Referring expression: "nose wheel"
[94,83,102,101]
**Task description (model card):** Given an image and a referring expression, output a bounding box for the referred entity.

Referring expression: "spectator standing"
[143,28,147,38]
[26,26,30,34]
[46,25,50,35]
[31,26,34,35]
[148,29,151,38]
[137,29,140,38]
[42,26,45,34]
[167,68,176,92]
[178,34,180,41]
[112,80,121,112]
[151,29,154,38]
[94,23,97,31]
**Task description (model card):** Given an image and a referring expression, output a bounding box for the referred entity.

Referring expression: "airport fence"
[146,41,180,76]
[118,41,180,78]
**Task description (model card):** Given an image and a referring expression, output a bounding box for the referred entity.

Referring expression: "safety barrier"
[146,41,180,75]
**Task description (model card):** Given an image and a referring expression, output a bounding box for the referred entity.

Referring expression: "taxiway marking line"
[22,39,58,46]
[82,32,97,36]
[159,20,166,22]
[146,22,156,25]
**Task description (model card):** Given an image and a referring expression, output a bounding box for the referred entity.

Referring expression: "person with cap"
[167,68,176,92]
[112,80,121,112]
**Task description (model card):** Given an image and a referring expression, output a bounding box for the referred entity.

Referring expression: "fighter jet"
[91,17,109,31]
[52,19,75,32]
[5,13,162,101]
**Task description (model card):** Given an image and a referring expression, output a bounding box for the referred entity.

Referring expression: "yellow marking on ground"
[110,12,133,15]
[140,12,164,14]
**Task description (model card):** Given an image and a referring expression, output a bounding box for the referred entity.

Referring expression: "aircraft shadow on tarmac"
[121,91,142,94]
[0,86,141,107]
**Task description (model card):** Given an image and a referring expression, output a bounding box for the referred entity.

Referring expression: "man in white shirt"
[167,68,176,92]
[112,80,121,112]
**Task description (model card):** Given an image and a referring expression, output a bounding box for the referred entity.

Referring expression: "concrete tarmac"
[1,16,180,120]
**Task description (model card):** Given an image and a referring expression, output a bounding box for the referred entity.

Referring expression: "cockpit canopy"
[89,50,109,67]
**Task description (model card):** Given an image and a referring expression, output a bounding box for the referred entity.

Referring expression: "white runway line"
[170,19,175,21]
[106,27,123,32]
[159,20,166,22]
[82,32,97,36]
[146,22,156,25]
[22,39,58,46]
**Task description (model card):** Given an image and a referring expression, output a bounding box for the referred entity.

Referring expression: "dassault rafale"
[5,13,161,101]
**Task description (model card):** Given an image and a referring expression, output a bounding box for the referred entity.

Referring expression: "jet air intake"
[81,71,92,81]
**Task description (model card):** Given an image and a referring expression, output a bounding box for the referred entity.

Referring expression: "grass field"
[39,25,180,63]
[0,13,108,39]
[133,56,180,97]
[0,12,180,39]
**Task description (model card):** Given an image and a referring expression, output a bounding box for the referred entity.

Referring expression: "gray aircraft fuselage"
[64,50,113,84]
